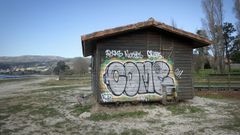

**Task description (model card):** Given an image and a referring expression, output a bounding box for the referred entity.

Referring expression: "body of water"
[0,75,31,79]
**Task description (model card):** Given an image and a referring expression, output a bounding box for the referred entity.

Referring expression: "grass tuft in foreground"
[0,78,33,84]
[198,94,225,99]
[89,111,148,121]
[219,111,240,131]
[39,79,90,86]
[121,128,146,135]
[166,104,204,115]
[0,104,34,114]
[71,104,92,116]
[29,106,60,117]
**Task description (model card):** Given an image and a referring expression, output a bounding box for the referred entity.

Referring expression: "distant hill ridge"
[0,55,66,63]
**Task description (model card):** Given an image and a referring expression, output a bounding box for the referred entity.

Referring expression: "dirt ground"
[195,90,240,100]
[0,77,239,135]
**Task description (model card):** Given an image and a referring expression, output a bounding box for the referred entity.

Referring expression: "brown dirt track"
[195,90,240,100]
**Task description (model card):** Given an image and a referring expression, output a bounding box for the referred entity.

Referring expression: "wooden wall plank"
[94,28,194,102]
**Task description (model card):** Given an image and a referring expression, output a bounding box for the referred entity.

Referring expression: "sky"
[0,0,237,58]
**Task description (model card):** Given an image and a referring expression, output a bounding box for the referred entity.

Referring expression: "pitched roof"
[81,18,212,56]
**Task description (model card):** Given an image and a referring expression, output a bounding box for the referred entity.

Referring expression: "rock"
[79,112,91,119]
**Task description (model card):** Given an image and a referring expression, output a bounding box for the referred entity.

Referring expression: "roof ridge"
[81,18,212,56]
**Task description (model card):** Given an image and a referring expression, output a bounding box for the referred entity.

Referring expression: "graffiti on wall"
[174,68,183,79]
[105,49,143,59]
[147,50,163,59]
[103,61,174,96]
[100,49,183,102]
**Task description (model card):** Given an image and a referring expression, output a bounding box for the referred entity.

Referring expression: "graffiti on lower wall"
[103,61,174,96]
[99,49,182,102]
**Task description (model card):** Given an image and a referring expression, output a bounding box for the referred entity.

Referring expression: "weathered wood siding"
[93,28,193,103]
[173,38,193,99]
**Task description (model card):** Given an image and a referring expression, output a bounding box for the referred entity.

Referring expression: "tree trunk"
[200,56,205,69]
[226,50,231,73]
[59,70,63,80]
[224,38,231,73]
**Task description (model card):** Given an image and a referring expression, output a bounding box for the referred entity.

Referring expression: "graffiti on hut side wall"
[103,61,175,96]
[174,68,183,79]
[105,49,143,59]
[105,49,163,59]
[100,49,182,102]
[101,92,112,102]
[147,50,163,59]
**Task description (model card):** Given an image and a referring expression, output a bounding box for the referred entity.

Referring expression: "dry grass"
[39,78,91,86]
[0,77,240,134]
[89,111,148,121]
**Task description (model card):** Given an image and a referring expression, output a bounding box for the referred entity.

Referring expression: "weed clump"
[72,104,92,116]
[166,104,204,115]
[89,111,148,121]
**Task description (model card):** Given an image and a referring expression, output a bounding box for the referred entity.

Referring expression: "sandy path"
[0,76,52,98]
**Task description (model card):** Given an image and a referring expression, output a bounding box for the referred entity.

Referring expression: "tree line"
[53,57,90,80]
[194,0,240,73]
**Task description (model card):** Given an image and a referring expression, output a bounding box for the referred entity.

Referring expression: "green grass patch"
[166,104,204,115]
[146,118,162,124]
[0,94,35,102]
[194,69,216,79]
[198,94,225,99]
[121,128,146,135]
[0,78,33,84]
[54,121,69,128]
[231,68,240,73]
[71,104,92,116]
[29,106,60,117]
[89,111,148,121]
[0,104,34,114]
[0,94,54,108]
[0,114,10,120]
[0,126,28,134]
[31,86,79,93]
[39,79,90,86]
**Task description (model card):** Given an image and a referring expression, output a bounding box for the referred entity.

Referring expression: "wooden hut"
[81,18,211,103]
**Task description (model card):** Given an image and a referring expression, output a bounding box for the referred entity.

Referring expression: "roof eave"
[81,19,212,56]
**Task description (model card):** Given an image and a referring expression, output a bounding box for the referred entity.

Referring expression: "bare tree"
[196,30,210,69]
[72,57,89,74]
[234,0,240,34]
[202,0,225,73]
[223,22,236,72]
[171,18,177,28]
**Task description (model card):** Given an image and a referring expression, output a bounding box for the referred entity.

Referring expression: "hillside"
[0,55,66,63]
[0,55,91,75]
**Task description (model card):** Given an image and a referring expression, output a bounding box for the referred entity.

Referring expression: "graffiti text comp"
[103,61,175,96]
